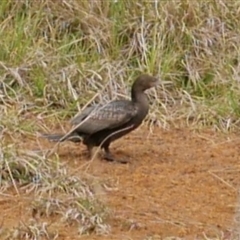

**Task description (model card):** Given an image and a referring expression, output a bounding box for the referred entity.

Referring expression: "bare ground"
[2,126,240,239]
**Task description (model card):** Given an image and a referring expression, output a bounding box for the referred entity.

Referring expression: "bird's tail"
[41,132,83,143]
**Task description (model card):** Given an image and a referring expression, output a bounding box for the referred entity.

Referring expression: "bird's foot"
[103,153,128,164]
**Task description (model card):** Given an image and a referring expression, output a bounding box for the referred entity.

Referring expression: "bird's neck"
[131,88,149,108]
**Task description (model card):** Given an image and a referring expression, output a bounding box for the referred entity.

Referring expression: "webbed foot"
[103,152,128,164]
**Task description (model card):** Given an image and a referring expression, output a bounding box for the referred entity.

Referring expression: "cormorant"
[42,74,159,163]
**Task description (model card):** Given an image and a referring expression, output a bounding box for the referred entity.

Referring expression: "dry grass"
[2,0,240,128]
[1,0,240,238]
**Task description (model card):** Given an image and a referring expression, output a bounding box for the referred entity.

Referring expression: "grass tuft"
[0,136,110,237]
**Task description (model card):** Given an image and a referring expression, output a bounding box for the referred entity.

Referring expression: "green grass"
[0,0,240,239]
[1,0,239,129]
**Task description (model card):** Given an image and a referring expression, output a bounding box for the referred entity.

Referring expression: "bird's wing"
[70,104,102,125]
[70,100,138,135]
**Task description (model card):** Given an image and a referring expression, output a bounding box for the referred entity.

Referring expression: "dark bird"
[42,74,159,163]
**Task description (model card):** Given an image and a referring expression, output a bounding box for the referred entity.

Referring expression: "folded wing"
[70,100,138,135]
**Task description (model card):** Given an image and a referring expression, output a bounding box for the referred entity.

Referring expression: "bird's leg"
[103,145,128,164]
[103,145,115,162]
[87,144,94,159]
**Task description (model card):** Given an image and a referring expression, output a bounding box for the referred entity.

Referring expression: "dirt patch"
[1,127,240,239]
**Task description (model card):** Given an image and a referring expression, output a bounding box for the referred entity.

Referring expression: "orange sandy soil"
[2,126,240,239]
